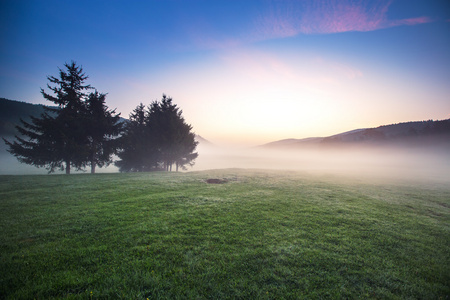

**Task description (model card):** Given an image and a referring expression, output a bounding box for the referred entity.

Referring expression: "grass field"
[0,169,449,299]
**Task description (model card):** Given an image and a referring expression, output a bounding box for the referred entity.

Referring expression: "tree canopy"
[85,91,123,173]
[3,62,122,174]
[116,95,198,172]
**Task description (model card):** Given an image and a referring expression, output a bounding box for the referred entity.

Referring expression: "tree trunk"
[176,162,179,172]
[91,146,96,174]
[66,161,71,174]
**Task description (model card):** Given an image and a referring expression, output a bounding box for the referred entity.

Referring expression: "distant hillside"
[323,120,450,143]
[262,137,324,148]
[195,135,214,147]
[0,98,134,138]
[0,98,54,137]
[261,119,450,149]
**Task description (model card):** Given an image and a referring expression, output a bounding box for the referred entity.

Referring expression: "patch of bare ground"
[205,178,228,184]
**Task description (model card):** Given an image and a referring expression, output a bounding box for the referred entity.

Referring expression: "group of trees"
[116,96,198,172]
[3,62,198,174]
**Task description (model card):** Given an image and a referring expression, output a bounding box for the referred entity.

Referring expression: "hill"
[0,98,55,137]
[195,134,214,147]
[261,120,450,149]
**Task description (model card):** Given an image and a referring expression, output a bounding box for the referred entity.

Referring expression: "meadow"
[0,169,449,299]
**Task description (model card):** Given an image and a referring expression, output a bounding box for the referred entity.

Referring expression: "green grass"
[0,169,449,299]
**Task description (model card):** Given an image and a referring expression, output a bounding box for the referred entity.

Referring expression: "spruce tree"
[149,95,198,171]
[85,91,123,173]
[116,95,198,172]
[115,103,160,172]
[4,61,92,174]
[3,109,62,172]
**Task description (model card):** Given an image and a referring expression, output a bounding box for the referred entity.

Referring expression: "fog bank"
[193,143,450,183]
[1,140,448,184]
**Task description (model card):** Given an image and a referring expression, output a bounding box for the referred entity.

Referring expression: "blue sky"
[1,0,449,145]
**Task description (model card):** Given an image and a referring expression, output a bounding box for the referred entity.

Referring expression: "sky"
[1,0,449,146]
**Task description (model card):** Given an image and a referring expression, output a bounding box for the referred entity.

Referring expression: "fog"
[0,142,120,175]
[192,142,450,184]
[1,140,449,184]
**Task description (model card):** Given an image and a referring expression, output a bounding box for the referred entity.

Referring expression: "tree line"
[3,62,198,174]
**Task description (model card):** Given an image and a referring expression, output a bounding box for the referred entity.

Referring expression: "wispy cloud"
[255,0,433,39]
[388,16,432,27]
[182,0,433,50]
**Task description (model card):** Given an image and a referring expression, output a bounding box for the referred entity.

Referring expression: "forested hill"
[261,119,450,149]
[0,98,54,137]
[0,98,129,138]
[321,120,450,144]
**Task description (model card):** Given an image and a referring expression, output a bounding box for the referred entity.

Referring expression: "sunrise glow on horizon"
[1,0,449,146]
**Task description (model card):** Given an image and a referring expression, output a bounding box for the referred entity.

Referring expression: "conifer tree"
[85,91,123,173]
[116,95,198,172]
[115,103,160,172]
[148,95,198,171]
[4,61,91,174]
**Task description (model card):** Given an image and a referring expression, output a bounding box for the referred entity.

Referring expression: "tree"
[148,95,198,171]
[115,103,160,172]
[115,95,198,172]
[3,109,64,173]
[173,125,199,171]
[4,61,92,174]
[84,91,123,173]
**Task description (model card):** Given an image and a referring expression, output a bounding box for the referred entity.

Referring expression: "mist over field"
[0,142,120,175]
[1,137,449,183]
[193,141,450,183]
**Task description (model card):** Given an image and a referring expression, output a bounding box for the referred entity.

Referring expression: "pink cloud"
[387,16,432,27]
[298,1,390,33]
[186,0,434,51]
[256,0,433,39]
